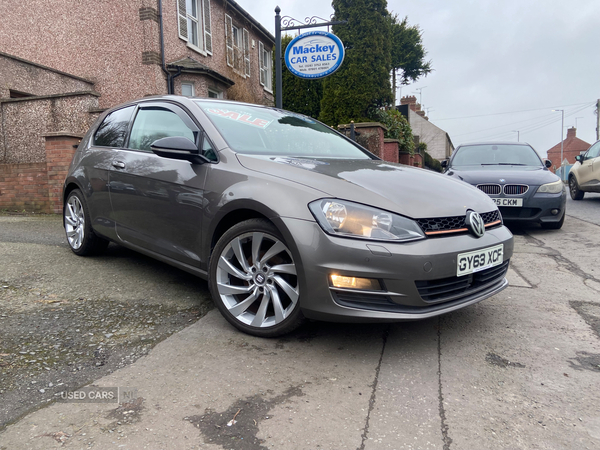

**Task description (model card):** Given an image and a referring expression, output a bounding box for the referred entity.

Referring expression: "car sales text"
[290,45,338,64]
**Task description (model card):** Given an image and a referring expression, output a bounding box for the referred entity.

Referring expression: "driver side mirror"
[150,136,210,164]
[575,155,583,163]
[441,160,448,169]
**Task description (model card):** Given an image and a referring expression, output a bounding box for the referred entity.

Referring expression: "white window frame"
[177,0,212,55]
[243,28,250,77]
[225,14,234,67]
[224,14,247,75]
[181,82,195,97]
[259,41,272,92]
[207,88,223,99]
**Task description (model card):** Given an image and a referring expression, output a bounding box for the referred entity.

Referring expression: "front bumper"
[494,191,566,225]
[281,218,514,322]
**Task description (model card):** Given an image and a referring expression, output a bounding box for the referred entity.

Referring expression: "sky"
[239,0,600,158]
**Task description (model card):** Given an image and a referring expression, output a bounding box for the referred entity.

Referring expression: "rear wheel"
[64,189,109,256]
[209,219,305,337]
[569,176,584,200]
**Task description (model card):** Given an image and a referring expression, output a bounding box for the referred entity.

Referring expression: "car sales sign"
[284,31,345,79]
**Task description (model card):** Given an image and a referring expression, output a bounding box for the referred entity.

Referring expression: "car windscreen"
[451,144,543,168]
[196,101,372,159]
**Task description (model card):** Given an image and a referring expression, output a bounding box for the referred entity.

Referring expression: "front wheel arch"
[568,174,584,200]
[208,218,306,337]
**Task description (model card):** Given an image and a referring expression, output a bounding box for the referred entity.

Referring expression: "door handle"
[112,161,125,169]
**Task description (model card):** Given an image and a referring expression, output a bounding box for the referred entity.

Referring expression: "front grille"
[417,215,466,233]
[417,210,502,235]
[504,184,529,195]
[415,260,509,304]
[481,210,502,224]
[477,184,501,195]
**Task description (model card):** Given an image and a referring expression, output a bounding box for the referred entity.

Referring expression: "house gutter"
[227,0,275,44]
[157,0,173,94]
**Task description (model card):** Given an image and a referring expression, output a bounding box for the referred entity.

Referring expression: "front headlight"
[308,199,425,242]
[537,180,564,194]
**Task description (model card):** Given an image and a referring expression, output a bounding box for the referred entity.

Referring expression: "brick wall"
[0,134,79,213]
[45,134,80,214]
[383,139,399,163]
[0,163,48,212]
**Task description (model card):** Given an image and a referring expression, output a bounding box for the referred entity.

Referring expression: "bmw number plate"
[493,198,523,207]
[457,244,504,277]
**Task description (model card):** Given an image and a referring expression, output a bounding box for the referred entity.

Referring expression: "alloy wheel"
[65,195,85,250]
[215,231,299,329]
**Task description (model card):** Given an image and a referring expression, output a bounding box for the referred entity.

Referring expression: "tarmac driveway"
[1,213,600,449]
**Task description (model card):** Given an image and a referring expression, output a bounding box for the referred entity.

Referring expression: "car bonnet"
[237,155,498,219]
[447,166,560,186]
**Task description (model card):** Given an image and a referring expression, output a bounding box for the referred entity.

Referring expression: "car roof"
[456,142,533,148]
[102,95,281,117]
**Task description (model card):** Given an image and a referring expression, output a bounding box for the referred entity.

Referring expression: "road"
[1,208,600,449]
[566,191,600,224]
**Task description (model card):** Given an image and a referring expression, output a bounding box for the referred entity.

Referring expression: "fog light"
[330,274,382,290]
[551,209,559,215]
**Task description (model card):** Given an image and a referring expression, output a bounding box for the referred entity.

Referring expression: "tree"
[275,35,323,118]
[390,15,432,105]
[319,0,393,126]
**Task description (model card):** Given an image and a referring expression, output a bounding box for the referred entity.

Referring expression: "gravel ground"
[0,213,213,430]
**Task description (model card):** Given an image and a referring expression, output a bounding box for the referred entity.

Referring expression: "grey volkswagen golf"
[63,96,514,337]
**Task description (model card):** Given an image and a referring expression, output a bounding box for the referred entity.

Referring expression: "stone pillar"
[338,122,387,158]
[413,153,423,167]
[45,132,82,214]
[383,139,399,163]
[398,151,412,166]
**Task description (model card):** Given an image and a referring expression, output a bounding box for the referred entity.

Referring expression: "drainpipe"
[169,66,183,94]
[157,0,172,94]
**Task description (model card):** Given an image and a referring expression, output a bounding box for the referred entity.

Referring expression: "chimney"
[567,127,576,139]
[400,95,421,112]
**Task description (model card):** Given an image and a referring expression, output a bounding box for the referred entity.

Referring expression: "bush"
[370,108,414,154]
[421,143,442,172]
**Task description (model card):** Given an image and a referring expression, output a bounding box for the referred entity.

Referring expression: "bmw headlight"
[309,199,425,242]
[537,180,564,194]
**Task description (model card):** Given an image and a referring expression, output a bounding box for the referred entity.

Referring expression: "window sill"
[186,42,207,57]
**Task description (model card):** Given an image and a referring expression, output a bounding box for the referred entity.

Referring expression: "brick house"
[0,0,274,213]
[397,96,454,162]
[546,127,591,173]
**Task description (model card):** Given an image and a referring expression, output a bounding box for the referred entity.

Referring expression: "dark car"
[63,96,514,337]
[568,139,600,200]
[443,142,566,229]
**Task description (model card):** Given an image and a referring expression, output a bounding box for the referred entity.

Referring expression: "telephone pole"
[596,99,600,140]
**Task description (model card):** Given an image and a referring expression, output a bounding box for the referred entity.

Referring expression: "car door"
[108,102,214,267]
[578,141,600,191]
[85,105,136,240]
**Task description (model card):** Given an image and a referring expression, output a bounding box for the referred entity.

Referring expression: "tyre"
[64,189,109,256]
[569,176,584,200]
[541,212,565,230]
[209,219,305,337]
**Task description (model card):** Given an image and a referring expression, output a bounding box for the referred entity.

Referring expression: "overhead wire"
[452,103,595,142]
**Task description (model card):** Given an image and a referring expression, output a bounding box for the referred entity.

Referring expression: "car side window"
[128,107,198,152]
[201,134,217,161]
[93,106,135,148]
[586,142,600,160]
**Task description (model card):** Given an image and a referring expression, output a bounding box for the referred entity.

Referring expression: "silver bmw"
[63,96,514,337]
